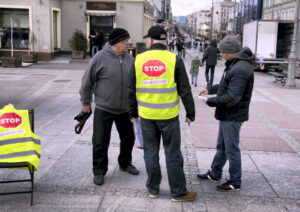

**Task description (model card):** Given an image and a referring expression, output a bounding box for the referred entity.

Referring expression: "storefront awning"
[85,10,116,17]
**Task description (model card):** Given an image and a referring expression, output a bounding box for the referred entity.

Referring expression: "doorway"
[90,15,113,43]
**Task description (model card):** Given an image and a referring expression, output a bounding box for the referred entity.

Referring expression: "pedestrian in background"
[197,35,255,192]
[202,40,219,86]
[79,28,140,186]
[128,26,197,202]
[176,39,184,58]
[189,55,203,87]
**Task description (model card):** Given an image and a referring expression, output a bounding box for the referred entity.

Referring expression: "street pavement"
[0,49,300,212]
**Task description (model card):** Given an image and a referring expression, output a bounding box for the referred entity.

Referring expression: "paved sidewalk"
[0,50,299,212]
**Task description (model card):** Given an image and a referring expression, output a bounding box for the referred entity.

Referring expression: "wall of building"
[0,0,53,59]
[61,1,87,52]
[115,2,145,44]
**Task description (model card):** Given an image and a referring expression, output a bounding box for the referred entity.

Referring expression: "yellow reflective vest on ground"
[0,105,41,171]
[135,50,180,120]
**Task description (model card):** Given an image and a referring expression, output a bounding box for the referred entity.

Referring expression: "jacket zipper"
[119,56,123,109]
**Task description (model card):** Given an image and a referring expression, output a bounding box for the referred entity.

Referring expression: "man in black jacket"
[128,26,197,202]
[202,40,219,86]
[197,35,255,192]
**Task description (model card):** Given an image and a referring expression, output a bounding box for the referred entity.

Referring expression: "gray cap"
[219,35,240,53]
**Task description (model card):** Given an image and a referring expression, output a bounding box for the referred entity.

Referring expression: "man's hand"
[199,89,208,96]
[185,118,193,126]
[82,105,91,113]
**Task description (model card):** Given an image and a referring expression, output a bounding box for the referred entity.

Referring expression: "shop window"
[0,8,29,49]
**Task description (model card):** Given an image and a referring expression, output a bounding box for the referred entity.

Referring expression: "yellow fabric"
[135,50,180,120]
[0,105,41,171]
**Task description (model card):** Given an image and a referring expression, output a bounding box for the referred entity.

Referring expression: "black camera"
[74,111,88,122]
[74,111,92,134]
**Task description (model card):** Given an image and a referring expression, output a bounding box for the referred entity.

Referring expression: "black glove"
[74,111,92,134]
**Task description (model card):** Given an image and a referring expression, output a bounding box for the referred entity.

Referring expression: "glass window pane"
[0,8,29,49]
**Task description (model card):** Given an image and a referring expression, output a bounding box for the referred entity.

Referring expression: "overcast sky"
[171,0,212,16]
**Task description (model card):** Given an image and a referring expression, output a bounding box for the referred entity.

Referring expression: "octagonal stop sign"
[0,113,22,128]
[142,60,166,77]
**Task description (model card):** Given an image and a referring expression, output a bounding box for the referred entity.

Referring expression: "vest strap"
[0,137,40,146]
[138,99,179,109]
[136,87,177,93]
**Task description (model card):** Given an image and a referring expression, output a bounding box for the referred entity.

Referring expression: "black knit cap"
[109,28,130,46]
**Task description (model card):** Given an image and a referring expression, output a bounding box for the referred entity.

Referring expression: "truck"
[242,20,300,72]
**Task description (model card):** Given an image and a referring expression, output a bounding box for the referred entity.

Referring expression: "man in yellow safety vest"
[128,26,197,202]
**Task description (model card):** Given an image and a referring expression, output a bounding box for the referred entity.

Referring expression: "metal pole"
[210,0,214,39]
[232,0,237,33]
[10,17,13,57]
[286,0,299,88]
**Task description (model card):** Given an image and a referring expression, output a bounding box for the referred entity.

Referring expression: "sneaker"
[94,175,104,185]
[171,192,198,202]
[120,164,140,175]
[197,171,220,182]
[216,180,240,192]
[148,193,159,198]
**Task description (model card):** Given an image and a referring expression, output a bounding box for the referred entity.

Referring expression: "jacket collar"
[150,43,167,50]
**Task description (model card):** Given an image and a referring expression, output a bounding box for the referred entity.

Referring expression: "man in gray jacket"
[79,28,139,186]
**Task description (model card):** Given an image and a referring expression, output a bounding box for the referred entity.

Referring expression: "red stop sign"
[142,60,166,77]
[0,113,22,128]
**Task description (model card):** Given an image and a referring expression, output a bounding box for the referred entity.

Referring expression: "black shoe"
[194,83,197,87]
[197,170,220,182]
[120,164,140,175]
[94,175,104,185]
[216,180,241,192]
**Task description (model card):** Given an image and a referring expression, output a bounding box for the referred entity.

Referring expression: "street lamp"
[286,0,300,88]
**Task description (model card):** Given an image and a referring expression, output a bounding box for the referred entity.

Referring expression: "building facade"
[263,0,300,20]
[212,0,235,38]
[195,10,211,39]
[235,0,263,35]
[0,0,154,60]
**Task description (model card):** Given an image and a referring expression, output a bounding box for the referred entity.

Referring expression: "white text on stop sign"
[144,65,164,72]
[0,118,21,125]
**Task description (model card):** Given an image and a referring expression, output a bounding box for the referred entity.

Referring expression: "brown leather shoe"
[171,192,198,202]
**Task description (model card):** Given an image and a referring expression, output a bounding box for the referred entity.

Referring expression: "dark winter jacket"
[79,47,134,114]
[206,47,255,122]
[202,46,219,66]
[128,43,195,121]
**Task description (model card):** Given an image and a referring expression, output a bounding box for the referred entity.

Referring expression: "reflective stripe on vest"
[0,137,40,146]
[0,105,41,171]
[0,150,41,160]
[135,50,180,120]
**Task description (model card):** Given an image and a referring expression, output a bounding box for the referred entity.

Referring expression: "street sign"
[142,60,166,77]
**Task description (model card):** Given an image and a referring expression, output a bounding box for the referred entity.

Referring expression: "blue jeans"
[140,117,187,198]
[210,121,243,185]
[91,46,99,57]
[191,75,198,84]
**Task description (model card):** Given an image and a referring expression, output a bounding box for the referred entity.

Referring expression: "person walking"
[176,39,184,59]
[197,35,255,192]
[79,28,140,186]
[128,26,197,202]
[202,40,219,86]
[189,55,203,87]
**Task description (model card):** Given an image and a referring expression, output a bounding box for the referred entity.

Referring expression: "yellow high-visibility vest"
[135,50,180,120]
[0,105,41,171]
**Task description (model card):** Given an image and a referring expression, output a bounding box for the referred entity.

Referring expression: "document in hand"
[132,119,143,149]
[196,95,208,101]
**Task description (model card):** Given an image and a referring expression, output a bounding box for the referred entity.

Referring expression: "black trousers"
[92,108,135,176]
[205,64,216,85]
[141,117,187,198]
